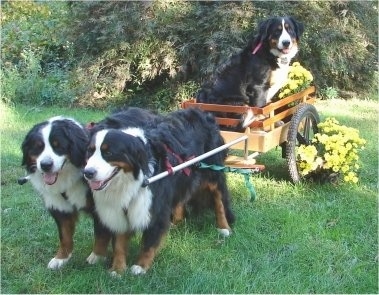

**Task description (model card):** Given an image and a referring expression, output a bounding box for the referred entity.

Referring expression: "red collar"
[252,41,262,55]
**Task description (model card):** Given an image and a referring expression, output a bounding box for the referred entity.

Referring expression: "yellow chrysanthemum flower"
[275,62,313,100]
[297,117,366,184]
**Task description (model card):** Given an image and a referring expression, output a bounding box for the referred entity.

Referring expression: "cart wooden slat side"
[181,86,316,169]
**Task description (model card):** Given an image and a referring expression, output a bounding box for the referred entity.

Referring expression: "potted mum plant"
[297,117,366,184]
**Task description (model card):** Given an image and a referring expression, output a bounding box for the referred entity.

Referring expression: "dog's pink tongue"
[282,48,290,54]
[89,180,103,190]
[43,173,58,185]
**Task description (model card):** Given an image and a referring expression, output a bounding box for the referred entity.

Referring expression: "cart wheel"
[286,103,320,183]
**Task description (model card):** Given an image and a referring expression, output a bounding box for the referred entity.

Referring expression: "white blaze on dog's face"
[85,130,119,191]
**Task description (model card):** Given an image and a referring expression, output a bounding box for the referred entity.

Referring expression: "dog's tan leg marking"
[131,247,156,275]
[48,213,77,269]
[110,232,130,275]
[56,214,77,259]
[131,234,167,275]
[172,202,185,225]
[207,183,231,236]
[93,233,112,257]
[87,233,112,265]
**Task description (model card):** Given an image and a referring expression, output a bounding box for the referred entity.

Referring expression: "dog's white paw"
[217,228,231,237]
[242,109,256,128]
[109,270,122,278]
[130,265,147,275]
[86,252,105,265]
[47,254,72,270]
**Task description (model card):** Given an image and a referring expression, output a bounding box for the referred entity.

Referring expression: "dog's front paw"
[242,109,256,128]
[130,265,147,275]
[109,263,127,277]
[109,270,123,278]
[86,251,106,265]
[47,254,72,270]
[217,228,231,237]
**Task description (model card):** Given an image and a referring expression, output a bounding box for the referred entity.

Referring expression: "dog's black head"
[252,16,304,59]
[21,116,89,182]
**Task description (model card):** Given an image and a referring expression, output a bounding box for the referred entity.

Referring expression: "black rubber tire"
[286,103,320,183]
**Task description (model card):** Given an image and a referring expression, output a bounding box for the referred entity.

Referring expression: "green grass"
[1,99,377,294]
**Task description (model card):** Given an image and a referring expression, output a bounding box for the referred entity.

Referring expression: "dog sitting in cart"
[197,16,304,130]
[183,16,319,183]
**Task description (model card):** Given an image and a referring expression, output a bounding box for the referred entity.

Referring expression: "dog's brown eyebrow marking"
[100,143,109,151]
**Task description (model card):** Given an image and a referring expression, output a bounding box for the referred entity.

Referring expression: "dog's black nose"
[40,159,53,172]
[282,40,291,48]
[84,168,97,180]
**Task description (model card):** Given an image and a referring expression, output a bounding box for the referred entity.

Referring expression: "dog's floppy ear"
[289,16,304,39]
[248,17,274,52]
[21,135,37,173]
[59,120,89,167]
[21,123,45,172]
[123,137,150,180]
[257,17,275,42]
[122,151,146,180]
[109,132,150,180]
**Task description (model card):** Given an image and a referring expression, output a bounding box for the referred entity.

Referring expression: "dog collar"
[280,57,289,64]
[252,42,262,55]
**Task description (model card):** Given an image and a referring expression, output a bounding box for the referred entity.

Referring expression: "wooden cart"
[181,86,320,183]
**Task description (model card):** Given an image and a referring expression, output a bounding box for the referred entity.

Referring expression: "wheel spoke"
[296,116,313,145]
[296,132,308,145]
[286,103,320,183]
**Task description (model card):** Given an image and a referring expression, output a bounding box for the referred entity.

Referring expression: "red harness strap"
[164,144,194,176]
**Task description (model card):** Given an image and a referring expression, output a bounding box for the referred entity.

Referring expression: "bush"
[1,1,377,108]
[1,1,75,106]
[1,49,75,106]
[66,1,377,107]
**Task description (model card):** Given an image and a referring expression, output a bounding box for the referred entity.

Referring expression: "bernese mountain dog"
[197,16,304,128]
[20,116,112,269]
[84,108,234,275]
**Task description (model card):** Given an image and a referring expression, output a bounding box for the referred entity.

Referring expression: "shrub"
[1,1,377,108]
[1,49,75,106]
[1,1,75,106]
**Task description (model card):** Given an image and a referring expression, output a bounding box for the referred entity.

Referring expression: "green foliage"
[1,1,377,108]
[320,87,339,100]
[1,0,75,106]
[1,1,71,66]
[1,49,75,106]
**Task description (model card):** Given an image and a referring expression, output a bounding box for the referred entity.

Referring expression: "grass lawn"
[1,98,378,294]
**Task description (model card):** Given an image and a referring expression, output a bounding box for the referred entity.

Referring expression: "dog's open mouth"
[88,168,120,191]
[41,160,66,185]
[281,48,291,54]
[43,172,58,185]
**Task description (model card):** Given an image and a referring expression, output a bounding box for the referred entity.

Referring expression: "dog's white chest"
[266,62,290,103]
[270,62,289,87]
[29,163,87,212]
[93,173,152,233]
